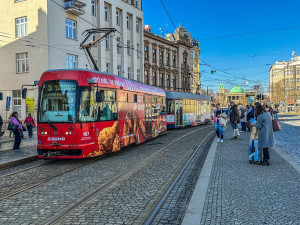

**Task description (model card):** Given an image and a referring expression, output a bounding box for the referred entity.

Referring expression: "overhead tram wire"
[199,25,300,41]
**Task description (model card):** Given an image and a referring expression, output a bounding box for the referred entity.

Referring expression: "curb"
[0,155,39,171]
[181,135,218,225]
[0,139,14,144]
[273,144,300,173]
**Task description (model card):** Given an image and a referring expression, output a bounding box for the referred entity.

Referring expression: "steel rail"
[0,160,54,178]
[142,130,215,225]
[45,126,213,225]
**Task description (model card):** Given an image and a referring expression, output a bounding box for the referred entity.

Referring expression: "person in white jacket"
[239,106,247,132]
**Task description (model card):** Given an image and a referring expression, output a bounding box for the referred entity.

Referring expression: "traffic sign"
[248,96,254,104]
[280,101,283,106]
[6,96,11,111]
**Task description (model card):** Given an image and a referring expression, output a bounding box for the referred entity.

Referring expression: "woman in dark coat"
[10,112,23,151]
[255,105,274,166]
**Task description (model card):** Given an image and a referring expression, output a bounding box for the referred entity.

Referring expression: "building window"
[105,36,109,49]
[173,55,176,67]
[160,73,164,87]
[190,51,194,58]
[65,18,77,40]
[15,0,26,2]
[91,0,96,16]
[13,90,22,118]
[127,15,131,30]
[116,11,120,25]
[297,78,300,83]
[16,52,29,73]
[153,72,157,86]
[128,67,131,79]
[117,37,121,53]
[184,57,187,68]
[145,70,149,84]
[66,54,78,69]
[136,19,140,33]
[173,76,176,89]
[153,49,157,62]
[159,50,163,64]
[16,16,27,37]
[137,69,140,82]
[127,40,131,55]
[166,53,170,66]
[145,46,149,60]
[104,5,109,21]
[106,63,110,73]
[167,75,170,88]
[137,43,140,58]
[134,0,138,7]
[117,65,121,76]
[297,86,300,91]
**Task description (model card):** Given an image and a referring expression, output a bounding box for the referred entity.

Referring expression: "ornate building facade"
[143,26,193,92]
[269,52,300,112]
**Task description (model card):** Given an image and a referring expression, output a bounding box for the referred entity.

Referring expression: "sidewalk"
[182,128,300,225]
[0,129,38,169]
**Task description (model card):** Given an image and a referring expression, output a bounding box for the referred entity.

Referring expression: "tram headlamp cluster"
[41,131,48,135]
[65,131,72,135]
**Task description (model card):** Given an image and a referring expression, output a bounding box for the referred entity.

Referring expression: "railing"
[65,0,86,15]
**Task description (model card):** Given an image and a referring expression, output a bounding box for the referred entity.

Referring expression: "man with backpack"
[230,102,240,140]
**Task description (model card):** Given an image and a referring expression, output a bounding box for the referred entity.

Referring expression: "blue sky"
[143,0,300,92]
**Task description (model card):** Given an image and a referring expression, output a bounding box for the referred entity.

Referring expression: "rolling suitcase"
[249,139,260,163]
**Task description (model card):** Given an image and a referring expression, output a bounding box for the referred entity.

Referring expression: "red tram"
[37,69,167,159]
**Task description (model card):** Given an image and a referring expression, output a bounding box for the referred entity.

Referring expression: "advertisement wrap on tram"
[37,70,167,159]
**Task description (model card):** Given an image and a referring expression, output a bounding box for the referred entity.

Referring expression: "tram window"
[167,100,175,114]
[137,95,143,103]
[98,90,117,121]
[134,94,137,103]
[79,87,97,122]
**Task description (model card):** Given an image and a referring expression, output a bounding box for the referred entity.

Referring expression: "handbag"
[26,122,31,126]
[7,122,17,131]
[272,119,281,132]
[233,128,240,136]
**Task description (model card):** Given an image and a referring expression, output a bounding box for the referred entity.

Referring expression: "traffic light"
[211,70,216,74]
[256,94,260,100]
[261,95,264,100]
[22,88,27,99]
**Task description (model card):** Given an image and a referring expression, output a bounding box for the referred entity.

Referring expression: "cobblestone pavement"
[150,133,215,225]
[274,114,300,164]
[200,128,300,225]
[0,129,37,165]
[0,125,213,225]
[55,127,214,225]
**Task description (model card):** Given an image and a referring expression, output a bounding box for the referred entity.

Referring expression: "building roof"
[229,86,244,93]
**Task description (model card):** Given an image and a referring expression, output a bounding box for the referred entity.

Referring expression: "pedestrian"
[24,113,36,138]
[0,114,3,137]
[10,112,23,151]
[230,101,240,140]
[239,105,247,132]
[214,103,224,143]
[254,104,274,166]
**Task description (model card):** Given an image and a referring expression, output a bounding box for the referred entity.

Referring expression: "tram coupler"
[43,152,56,158]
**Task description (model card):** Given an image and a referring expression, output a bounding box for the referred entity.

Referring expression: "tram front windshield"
[39,80,77,123]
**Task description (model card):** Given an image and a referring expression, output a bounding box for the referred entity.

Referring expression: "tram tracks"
[0,158,100,201]
[44,126,214,225]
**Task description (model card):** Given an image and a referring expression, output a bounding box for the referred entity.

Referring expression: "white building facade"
[0,0,144,120]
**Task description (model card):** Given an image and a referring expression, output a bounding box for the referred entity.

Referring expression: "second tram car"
[166,92,212,129]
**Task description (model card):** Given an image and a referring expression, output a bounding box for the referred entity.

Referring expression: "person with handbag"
[10,112,23,151]
[254,105,274,166]
[214,103,224,143]
[230,101,240,140]
[23,113,36,138]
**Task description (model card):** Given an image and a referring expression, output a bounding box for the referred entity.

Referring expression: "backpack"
[247,110,251,121]
[241,111,245,119]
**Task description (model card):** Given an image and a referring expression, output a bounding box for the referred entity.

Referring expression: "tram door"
[175,100,183,126]
[145,95,152,137]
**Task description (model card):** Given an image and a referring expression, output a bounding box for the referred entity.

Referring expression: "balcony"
[65,0,86,15]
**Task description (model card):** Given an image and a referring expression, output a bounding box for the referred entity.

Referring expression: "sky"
[143,0,300,93]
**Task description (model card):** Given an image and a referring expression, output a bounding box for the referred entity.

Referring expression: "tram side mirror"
[68,115,73,122]
[96,90,104,102]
